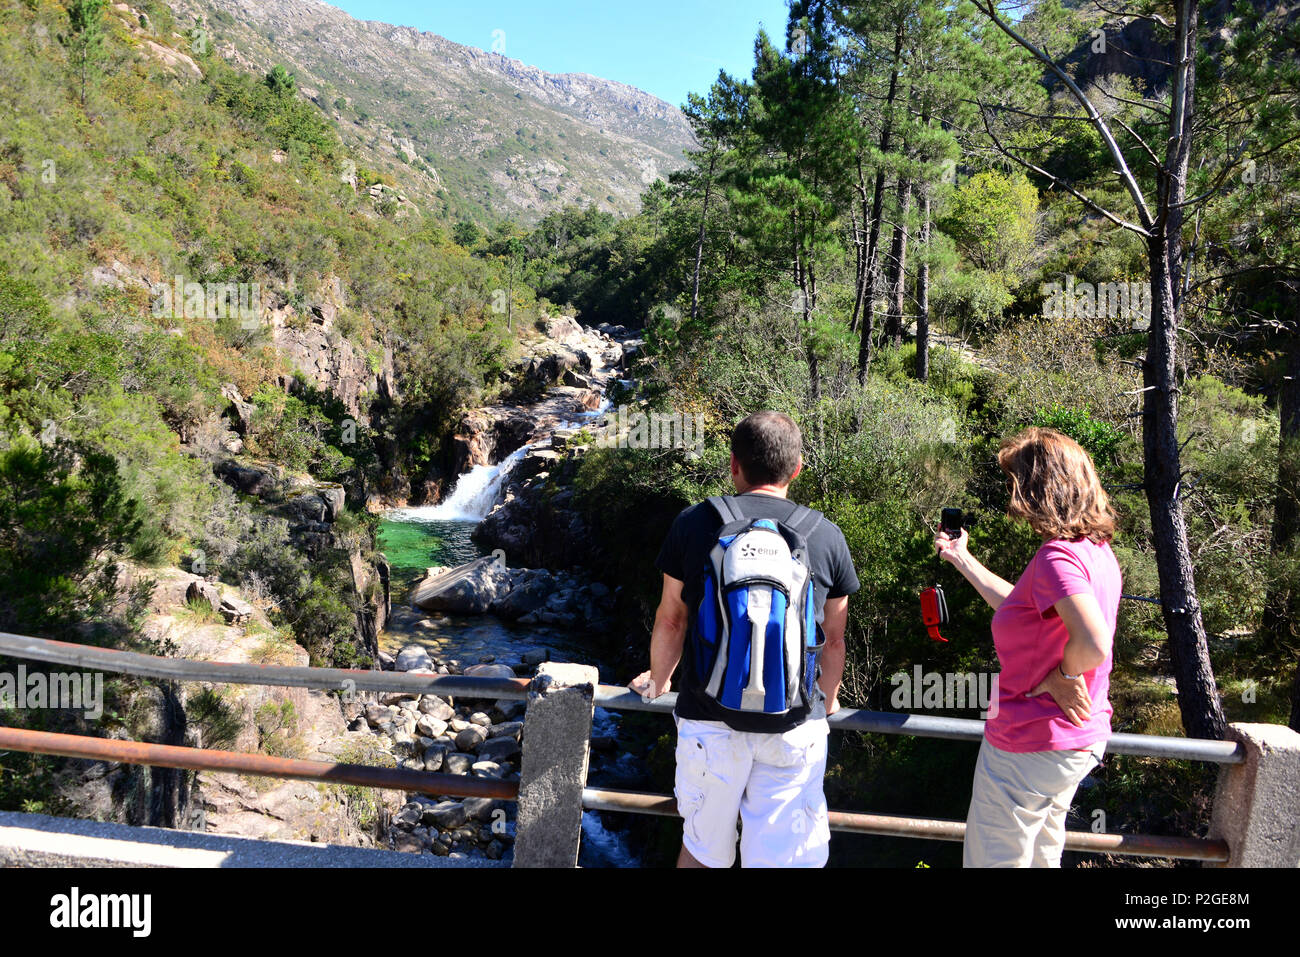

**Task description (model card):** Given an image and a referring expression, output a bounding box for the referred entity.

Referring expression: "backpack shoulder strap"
[784,501,823,539]
[708,495,743,526]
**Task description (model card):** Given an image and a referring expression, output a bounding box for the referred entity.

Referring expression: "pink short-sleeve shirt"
[985,537,1122,752]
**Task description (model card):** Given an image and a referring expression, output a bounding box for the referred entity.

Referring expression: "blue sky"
[330,0,792,108]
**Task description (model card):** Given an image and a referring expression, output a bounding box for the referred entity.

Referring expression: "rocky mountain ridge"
[170,0,698,222]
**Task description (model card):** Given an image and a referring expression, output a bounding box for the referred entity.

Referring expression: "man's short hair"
[731,411,802,487]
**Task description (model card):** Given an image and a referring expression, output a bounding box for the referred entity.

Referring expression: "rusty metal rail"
[0,631,1248,864]
[0,726,518,801]
[0,631,530,699]
[595,686,1246,764]
[1,632,1244,764]
[579,788,1232,863]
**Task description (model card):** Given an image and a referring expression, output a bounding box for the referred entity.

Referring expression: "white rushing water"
[389,443,537,523]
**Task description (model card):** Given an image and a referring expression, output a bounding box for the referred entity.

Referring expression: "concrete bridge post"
[511,662,599,867]
[1208,723,1300,867]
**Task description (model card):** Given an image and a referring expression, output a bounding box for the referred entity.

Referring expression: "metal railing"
[0,631,1259,865]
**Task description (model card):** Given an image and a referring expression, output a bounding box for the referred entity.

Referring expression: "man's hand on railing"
[628,671,670,703]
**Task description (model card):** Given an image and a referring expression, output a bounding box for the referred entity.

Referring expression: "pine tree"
[58,0,107,108]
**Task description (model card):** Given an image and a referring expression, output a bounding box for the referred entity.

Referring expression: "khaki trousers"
[963,737,1105,868]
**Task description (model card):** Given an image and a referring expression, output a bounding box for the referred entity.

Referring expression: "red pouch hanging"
[920,584,949,642]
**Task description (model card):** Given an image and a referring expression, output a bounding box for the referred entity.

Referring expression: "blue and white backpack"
[691,495,825,715]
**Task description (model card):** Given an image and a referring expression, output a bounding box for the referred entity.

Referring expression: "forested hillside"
[517,0,1298,864]
[0,0,560,820]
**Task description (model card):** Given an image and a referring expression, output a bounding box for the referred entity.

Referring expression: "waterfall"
[390,443,535,523]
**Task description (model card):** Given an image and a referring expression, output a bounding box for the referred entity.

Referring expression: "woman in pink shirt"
[936,427,1122,867]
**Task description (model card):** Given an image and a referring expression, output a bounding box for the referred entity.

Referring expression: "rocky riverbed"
[351,643,527,861]
[369,316,647,864]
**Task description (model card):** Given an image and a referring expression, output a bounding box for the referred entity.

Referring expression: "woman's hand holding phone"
[935,527,971,569]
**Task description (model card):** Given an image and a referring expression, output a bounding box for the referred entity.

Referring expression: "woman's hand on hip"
[1031,666,1093,728]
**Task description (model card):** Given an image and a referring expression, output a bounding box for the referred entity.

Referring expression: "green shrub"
[1030,403,1127,465]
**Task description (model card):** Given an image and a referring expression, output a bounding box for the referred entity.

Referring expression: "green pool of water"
[377,517,483,594]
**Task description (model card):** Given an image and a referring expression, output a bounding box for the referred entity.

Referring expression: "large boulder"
[214,459,278,497]
[411,558,511,615]
[489,575,551,620]
[394,645,433,672]
[220,384,257,436]
[463,663,517,680]
[184,580,253,624]
[545,316,585,344]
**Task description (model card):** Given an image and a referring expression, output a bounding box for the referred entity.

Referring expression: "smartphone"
[940,508,964,538]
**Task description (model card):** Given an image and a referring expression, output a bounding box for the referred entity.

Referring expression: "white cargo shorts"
[673,715,831,868]
[963,736,1106,868]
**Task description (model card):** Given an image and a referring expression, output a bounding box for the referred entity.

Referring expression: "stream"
[376,328,643,867]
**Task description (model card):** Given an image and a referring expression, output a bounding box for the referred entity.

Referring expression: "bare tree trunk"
[849,188,865,335]
[690,151,718,324]
[883,176,913,348]
[973,0,1224,739]
[855,20,905,386]
[916,192,932,382]
[1261,336,1300,728]
[1143,0,1224,740]
[804,275,821,403]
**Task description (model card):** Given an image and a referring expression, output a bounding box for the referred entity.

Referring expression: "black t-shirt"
[655,492,860,733]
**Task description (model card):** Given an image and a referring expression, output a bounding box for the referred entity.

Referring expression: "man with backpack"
[628,411,859,868]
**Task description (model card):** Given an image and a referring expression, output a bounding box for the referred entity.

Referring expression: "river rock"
[471,761,505,778]
[417,715,449,738]
[477,737,521,764]
[488,721,524,741]
[463,663,516,680]
[463,797,501,823]
[455,725,488,751]
[423,800,468,830]
[489,577,551,620]
[393,803,423,828]
[411,558,511,615]
[469,711,492,727]
[423,743,450,772]
[495,701,527,722]
[395,645,433,672]
[418,695,455,720]
[443,752,474,775]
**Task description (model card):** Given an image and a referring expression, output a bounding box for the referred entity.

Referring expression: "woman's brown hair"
[998,427,1116,544]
